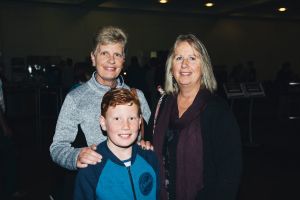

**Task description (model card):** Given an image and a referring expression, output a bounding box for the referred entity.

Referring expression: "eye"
[114,53,123,58]
[100,51,108,56]
[129,117,137,121]
[175,56,183,61]
[113,117,119,121]
[188,56,196,61]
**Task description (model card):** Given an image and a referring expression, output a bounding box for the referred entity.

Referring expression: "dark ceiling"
[8,0,300,20]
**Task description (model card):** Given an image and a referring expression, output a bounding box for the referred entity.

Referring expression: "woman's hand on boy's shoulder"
[137,140,154,151]
[77,144,102,168]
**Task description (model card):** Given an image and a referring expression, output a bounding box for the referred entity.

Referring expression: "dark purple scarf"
[153,89,210,200]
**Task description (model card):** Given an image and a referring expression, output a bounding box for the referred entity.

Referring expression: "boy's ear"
[99,116,107,131]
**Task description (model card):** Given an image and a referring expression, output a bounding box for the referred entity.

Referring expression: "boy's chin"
[107,134,139,149]
[112,140,136,149]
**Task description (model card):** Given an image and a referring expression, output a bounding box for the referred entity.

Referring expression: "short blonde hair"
[164,34,217,94]
[92,26,127,54]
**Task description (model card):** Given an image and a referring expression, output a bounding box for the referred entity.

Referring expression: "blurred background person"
[0,62,18,199]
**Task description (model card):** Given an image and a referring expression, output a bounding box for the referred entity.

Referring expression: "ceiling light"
[278,7,287,12]
[159,0,168,4]
[205,2,214,7]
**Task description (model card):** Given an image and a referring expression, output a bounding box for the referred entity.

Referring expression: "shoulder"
[77,143,108,179]
[135,145,158,166]
[136,89,149,106]
[64,82,91,105]
[204,94,231,114]
[76,160,104,182]
[137,146,157,158]
[96,141,108,155]
[64,80,99,107]
[121,83,146,100]
[67,81,91,98]
[132,88,147,101]
[121,83,146,99]
[200,94,238,128]
[201,94,239,133]
[162,94,174,103]
[127,87,151,121]
[157,94,173,110]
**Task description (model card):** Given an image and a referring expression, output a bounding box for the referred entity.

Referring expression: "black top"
[149,91,242,200]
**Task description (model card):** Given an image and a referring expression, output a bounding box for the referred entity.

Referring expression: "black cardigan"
[197,94,242,200]
[146,93,242,200]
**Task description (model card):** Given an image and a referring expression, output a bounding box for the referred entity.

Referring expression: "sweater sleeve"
[199,98,242,200]
[136,89,151,123]
[49,94,82,170]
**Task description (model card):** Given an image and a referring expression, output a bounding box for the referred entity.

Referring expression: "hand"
[137,139,154,151]
[76,144,102,168]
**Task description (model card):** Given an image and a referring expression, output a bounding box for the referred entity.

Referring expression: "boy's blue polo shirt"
[74,142,159,200]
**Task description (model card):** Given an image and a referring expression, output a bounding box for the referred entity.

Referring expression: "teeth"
[180,72,191,75]
[105,67,116,71]
[119,134,131,138]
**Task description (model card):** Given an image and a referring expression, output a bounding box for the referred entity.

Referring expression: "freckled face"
[172,41,202,89]
[100,104,141,150]
[91,43,125,87]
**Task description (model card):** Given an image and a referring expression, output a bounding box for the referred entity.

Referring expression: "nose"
[122,120,130,130]
[181,58,189,68]
[107,54,116,64]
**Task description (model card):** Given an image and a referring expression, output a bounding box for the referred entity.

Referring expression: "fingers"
[90,144,97,151]
[137,140,144,147]
[77,163,88,168]
[145,141,154,151]
[148,141,154,151]
[76,145,102,168]
[138,140,154,151]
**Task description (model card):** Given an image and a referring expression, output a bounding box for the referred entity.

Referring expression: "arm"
[50,94,102,170]
[212,107,242,200]
[200,100,242,200]
[50,94,82,170]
